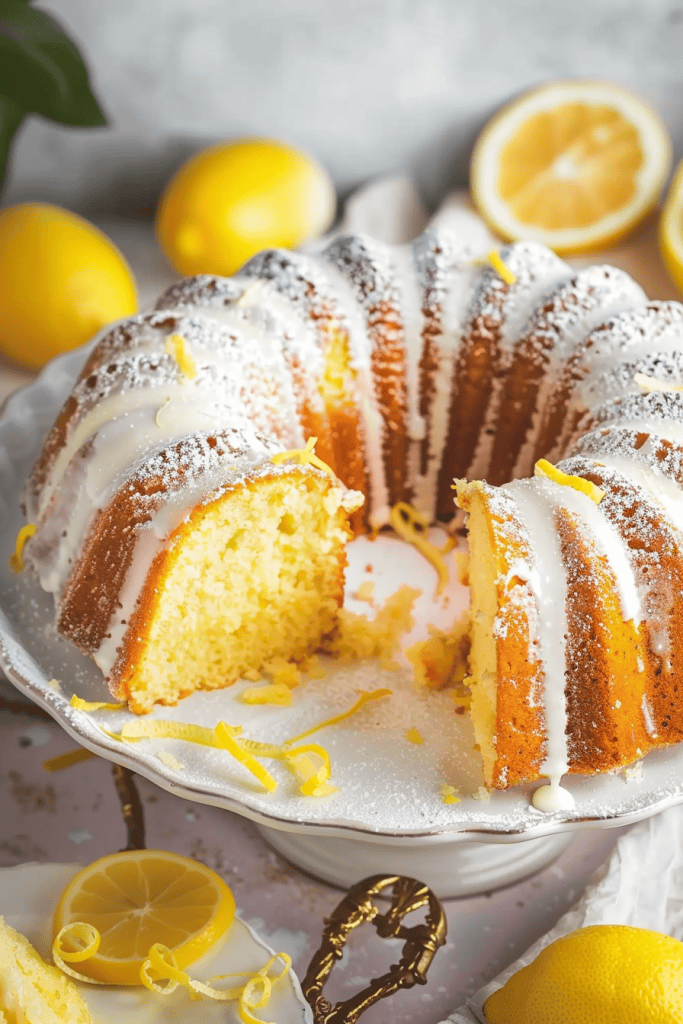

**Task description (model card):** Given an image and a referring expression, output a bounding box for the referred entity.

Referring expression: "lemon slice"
[660,158,683,292]
[471,80,672,254]
[52,850,235,985]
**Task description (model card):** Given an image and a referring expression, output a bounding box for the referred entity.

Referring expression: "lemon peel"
[284,744,335,796]
[405,727,424,745]
[441,783,460,805]
[634,371,683,393]
[114,718,242,746]
[52,924,107,986]
[389,502,449,595]
[164,333,197,380]
[43,748,97,771]
[284,688,392,745]
[9,523,36,572]
[271,436,335,476]
[70,695,125,712]
[215,722,278,792]
[139,941,292,1024]
[487,249,517,285]
[100,692,391,798]
[239,683,293,706]
[231,739,336,797]
[53,923,291,1019]
[534,458,605,504]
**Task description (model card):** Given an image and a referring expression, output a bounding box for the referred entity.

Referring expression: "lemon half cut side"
[52,850,236,986]
[471,80,672,254]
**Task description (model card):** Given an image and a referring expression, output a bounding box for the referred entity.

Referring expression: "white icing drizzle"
[595,419,683,445]
[320,257,390,520]
[505,477,574,810]
[512,267,647,479]
[393,244,425,443]
[467,245,571,479]
[412,261,477,517]
[594,451,683,536]
[641,695,658,738]
[544,474,642,625]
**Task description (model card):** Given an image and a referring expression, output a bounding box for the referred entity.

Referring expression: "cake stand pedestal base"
[257,826,575,898]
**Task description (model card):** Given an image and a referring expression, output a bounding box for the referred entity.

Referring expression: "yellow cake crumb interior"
[463,491,499,786]
[124,471,351,713]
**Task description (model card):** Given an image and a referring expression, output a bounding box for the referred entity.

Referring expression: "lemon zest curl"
[9,523,36,572]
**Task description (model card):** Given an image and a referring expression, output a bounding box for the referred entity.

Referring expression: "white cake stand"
[2,347,682,899]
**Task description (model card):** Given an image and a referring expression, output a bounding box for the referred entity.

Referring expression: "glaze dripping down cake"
[21,207,683,796]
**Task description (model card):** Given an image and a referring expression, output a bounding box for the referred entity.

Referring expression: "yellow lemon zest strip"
[441,783,461,805]
[9,523,36,572]
[52,924,108,985]
[271,436,335,476]
[634,371,683,393]
[283,743,332,796]
[389,502,449,595]
[117,719,242,746]
[215,722,278,792]
[234,739,337,797]
[142,944,240,1000]
[284,688,392,745]
[534,458,605,504]
[239,683,293,707]
[43,748,96,771]
[164,333,197,380]
[70,695,125,712]
[238,739,286,758]
[405,727,424,745]
[239,954,292,1024]
[487,249,517,285]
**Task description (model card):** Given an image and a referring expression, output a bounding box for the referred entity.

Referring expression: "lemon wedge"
[52,850,235,985]
[471,80,671,254]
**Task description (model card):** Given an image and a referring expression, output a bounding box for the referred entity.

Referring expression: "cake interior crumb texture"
[0,917,92,1024]
[118,470,351,714]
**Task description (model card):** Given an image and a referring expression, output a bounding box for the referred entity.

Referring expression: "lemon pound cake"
[25,211,683,744]
[0,917,92,1024]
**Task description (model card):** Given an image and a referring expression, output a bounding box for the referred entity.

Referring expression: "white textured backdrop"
[5,0,683,213]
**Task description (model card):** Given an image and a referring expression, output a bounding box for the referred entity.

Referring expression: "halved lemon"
[52,850,235,985]
[659,158,683,293]
[471,80,672,254]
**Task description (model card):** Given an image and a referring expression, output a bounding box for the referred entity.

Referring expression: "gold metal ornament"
[302,874,447,1024]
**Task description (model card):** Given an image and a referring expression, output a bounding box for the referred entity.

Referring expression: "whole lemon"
[155,138,336,277]
[0,204,137,370]
[484,924,683,1024]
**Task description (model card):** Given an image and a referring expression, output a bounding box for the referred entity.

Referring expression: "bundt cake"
[20,205,683,803]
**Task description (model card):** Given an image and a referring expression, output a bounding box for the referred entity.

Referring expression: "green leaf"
[0,0,106,126]
[0,93,26,189]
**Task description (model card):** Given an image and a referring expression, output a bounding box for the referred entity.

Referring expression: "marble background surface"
[5,0,683,214]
